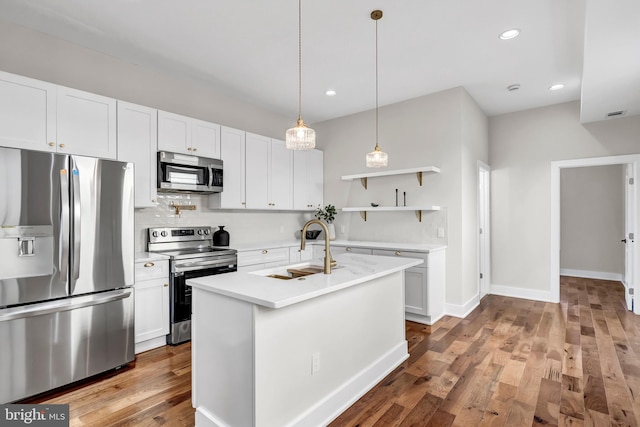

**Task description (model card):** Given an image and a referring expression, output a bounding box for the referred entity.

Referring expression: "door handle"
[621,239,627,243]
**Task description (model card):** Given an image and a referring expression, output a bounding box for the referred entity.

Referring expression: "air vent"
[606,110,626,118]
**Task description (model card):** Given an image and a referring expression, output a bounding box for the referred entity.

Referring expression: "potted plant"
[315,204,337,240]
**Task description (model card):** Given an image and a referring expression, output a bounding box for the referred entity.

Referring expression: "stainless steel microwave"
[157,151,223,194]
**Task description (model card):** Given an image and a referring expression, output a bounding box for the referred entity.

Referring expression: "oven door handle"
[173,257,237,272]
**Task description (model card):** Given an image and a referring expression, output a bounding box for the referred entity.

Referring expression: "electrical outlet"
[437,227,445,238]
[311,353,320,375]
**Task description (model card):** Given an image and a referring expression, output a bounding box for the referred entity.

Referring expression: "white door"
[117,101,158,208]
[245,133,270,209]
[478,162,491,297]
[158,110,190,154]
[219,126,246,209]
[625,163,635,311]
[0,71,57,152]
[57,86,117,159]
[191,118,220,159]
[269,139,292,209]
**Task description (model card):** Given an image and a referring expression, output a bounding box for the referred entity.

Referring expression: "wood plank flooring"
[28,276,640,426]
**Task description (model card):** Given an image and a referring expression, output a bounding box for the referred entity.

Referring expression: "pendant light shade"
[286,0,316,150]
[366,9,388,168]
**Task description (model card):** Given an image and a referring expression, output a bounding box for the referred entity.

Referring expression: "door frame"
[550,154,640,313]
[477,161,491,298]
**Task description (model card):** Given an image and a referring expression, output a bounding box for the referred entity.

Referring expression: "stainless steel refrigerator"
[0,147,135,403]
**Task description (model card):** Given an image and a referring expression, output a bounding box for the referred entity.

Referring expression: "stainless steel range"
[147,226,237,345]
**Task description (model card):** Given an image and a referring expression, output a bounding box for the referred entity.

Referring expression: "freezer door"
[0,148,69,307]
[0,288,134,403]
[70,156,134,295]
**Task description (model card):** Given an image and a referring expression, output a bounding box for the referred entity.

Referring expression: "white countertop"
[231,239,447,253]
[135,252,170,263]
[188,253,423,309]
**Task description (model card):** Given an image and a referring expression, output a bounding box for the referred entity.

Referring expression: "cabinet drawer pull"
[193,148,198,152]
[187,147,192,151]
[164,283,169,287]
[59,143,65,148]
[394,251,402,256]
[261,250,268,254]
[346,247,352,251]
[144,262,155,267]
[48,142,55,147]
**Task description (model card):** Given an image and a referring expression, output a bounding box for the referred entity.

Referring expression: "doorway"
[477,161,491,298]
[551,154,639,313]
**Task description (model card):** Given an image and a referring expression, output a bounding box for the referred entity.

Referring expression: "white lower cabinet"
[134,259,169,353]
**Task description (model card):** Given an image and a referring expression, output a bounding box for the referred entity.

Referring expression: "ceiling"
[0,0,637,124]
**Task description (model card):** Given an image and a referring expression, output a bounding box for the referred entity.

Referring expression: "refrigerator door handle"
[71,168,82,289]
[59,169,70,285]
[0,288,132,322]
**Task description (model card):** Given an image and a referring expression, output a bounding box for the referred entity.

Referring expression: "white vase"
[328,223,336,240]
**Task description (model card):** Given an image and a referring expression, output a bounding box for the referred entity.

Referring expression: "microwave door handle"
[70,168,82,292]
[59,169,70,285]
[208,165,214,187]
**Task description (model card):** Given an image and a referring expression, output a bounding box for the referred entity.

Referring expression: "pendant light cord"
[375,16,379,148]
[298,0,302,121]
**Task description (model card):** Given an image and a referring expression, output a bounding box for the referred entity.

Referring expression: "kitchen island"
[188,253,423,427]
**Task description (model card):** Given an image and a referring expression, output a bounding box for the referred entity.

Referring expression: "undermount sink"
[258,265,327,280]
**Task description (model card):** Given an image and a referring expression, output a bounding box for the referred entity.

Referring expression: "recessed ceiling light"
[507,84,520,91]
[549,84,565,91]
[499,28,520,40]
[325,89,337,96]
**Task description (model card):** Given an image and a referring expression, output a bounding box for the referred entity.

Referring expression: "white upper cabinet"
[293,149,323,210]
[56,86,117,159]
[269,139,293,209]
[157,110,220,159]
[245,133,292,210]
[218,126,246,209]
[117,101,158,208]
[0,71,116,159]
[0,71,56,152]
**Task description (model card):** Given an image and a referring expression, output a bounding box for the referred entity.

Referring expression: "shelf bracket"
[416,171,423,186]
[359,211,367,222]
[415,210,422,222]
[360,177,368,189]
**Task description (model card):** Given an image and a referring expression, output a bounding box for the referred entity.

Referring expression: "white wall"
[314,87,489,309]
[560,165,625,278]
[490,101,640,296]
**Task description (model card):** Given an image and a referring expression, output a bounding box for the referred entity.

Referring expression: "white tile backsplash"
[135,194,314,252]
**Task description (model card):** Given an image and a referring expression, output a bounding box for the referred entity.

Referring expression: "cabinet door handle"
[187,147,193,151]
[48,142,55,147]
[346,247,352,251]
[164,283,169,287]
[193,147,198,152]
[144,262,155,267]
[395,251,402,256]
[59,143,65,148]
[262,250,268,254]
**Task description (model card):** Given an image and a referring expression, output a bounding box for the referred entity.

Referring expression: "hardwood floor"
[30,277,640,426]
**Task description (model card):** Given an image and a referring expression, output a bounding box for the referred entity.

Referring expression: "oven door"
[168,264,236,345]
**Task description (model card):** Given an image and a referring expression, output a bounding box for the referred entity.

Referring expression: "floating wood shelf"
[341,206,442,222]
[341,166,440,189]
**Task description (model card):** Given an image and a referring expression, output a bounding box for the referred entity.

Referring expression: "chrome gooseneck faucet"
[300,219,336,274]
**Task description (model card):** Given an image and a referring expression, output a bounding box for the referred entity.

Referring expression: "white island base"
[189,254,422,427]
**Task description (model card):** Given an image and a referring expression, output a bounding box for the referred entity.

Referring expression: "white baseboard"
[290,341,409,427]
[445,294,480,319]
[134,336,166,355]
[490,284,553,302]
[560,268,623,282]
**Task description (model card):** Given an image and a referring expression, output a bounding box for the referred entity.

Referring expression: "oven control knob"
[152,231,159,237]
[204,229,210,235]
[197,229,204,235]
[161,231,168,237]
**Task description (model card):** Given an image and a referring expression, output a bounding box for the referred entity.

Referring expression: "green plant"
[315,204,337,224]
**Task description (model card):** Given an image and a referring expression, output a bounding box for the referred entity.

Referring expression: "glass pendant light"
[366,9,388,168]
[286,0,316,150]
